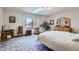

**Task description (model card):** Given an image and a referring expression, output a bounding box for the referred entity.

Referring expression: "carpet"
[0,35,53,51]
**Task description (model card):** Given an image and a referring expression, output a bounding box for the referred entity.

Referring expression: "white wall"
[0,8,3,41]
[49,10,79,33]
[2,8,79,35]
[3,9,48,36]
[0,8,3,32]
[3,10,23,36]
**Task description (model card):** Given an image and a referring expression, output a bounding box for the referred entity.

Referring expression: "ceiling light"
[33,7,44,13]
[33,7,51,14]
[44,7,51,10]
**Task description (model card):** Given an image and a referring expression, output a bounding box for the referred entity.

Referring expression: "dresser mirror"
[56,17,71,27]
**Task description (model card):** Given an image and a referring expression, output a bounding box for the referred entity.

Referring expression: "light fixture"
[44,7,51,10]
[33,7,44,13]
[33,7,51,14]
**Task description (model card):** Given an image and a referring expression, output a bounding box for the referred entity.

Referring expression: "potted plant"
[43,21,50,31]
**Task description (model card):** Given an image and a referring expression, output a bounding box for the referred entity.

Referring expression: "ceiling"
[3,7,79,16]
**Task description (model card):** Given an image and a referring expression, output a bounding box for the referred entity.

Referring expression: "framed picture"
[9,16,16,23]
[50,20,54,25]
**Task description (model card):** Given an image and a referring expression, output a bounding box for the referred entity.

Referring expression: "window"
[25,17,33,29]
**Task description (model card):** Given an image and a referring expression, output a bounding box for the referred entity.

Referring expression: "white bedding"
[38,31,79,51]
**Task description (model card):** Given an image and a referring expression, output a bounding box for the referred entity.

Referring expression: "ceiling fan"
[33,7,51,14]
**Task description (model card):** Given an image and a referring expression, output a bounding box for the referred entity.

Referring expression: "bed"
[38,31,79,51]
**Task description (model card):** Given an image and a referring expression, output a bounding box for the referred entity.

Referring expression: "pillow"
[72,39,79,41]
[72,34,79,42]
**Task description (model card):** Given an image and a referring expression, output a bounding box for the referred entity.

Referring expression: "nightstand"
[1,29,14,41]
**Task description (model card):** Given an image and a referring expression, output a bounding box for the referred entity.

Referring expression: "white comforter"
[38,31,79,51]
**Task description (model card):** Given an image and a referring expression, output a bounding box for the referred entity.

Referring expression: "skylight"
[33,7,44,13]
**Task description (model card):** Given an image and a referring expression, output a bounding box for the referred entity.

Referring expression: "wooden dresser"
[18,26,23,36]
[1,29,14,41]
[54,26,72,32]
[54,17,72,32]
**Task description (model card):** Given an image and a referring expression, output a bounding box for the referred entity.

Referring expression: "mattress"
[38,31,79,51]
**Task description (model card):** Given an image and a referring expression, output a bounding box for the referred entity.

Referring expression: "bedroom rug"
[0,35,53,51]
